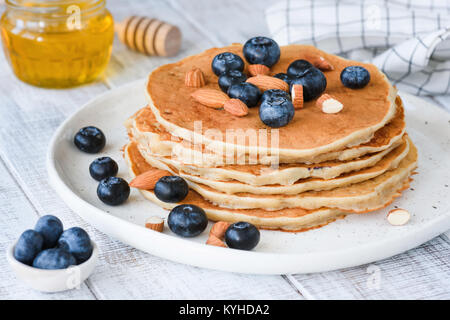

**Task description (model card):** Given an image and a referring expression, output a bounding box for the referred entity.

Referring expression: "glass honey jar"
[1,0,114,88]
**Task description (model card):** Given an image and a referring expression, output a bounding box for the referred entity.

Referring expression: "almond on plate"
[223,99,249,117]
[248,64,270,76]
[206,235,227,248]
[291,84,304,109]
[185,67,206,88]
[316,94,343,114]
[191,89,229,109]
[210,221,231,239]
[246,75,289,92]
[145,216,164,232]
[387,208,410,226]
[129,168,171,190]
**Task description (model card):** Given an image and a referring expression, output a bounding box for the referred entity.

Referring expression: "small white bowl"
[7,241,98,293]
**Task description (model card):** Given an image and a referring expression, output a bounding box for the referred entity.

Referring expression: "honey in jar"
[1,0,114,88]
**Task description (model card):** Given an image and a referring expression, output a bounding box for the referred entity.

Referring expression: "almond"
[246,75,289,92]
[316,94,343,114]
[191,89,229,109]
[210,221,230,239]
[248,64,270,76]
[291,84,304,109]
[129,168,171,189]
[387,209,410,226]
[145,216,164,232]
[185,67,206,87]
[223,99,248,117]
[206,235,227,248]
[305,55,334,71]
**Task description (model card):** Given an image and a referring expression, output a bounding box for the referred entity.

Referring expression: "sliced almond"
[223,99,248,117]
[129,168,171,190]
[206,235,227,248]
[145,216,164,232]
[387,209,410,226]
[316,94,343,114]
[291,84,304,109]
[191,89,229,109]
[246,75,289,92]
[185,67,206,88]
[210,221,230,239]
[248,64,270,76]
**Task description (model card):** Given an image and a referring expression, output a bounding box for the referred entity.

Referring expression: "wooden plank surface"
[0,0,448,300]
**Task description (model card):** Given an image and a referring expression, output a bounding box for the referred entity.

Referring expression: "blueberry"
[287,59,314,77]
[274,73,293,86]
[225,221,260,250]
[211,52,244,76]
[290,67,327,101]
[218,70,247,93]
[227,83,261,107]
[34,215,63,248]
[74,126,106,153]
[243,36,280,67]
[261,89,291,102]
[89,157,118,181]
[97,176,130,206]
[340,66,370,89]
[32,248,76,270]
[168,204,208,237]
[259,94,295,128]
[154,176,189,203]
[58,227,93,264]
[14,230,44,265]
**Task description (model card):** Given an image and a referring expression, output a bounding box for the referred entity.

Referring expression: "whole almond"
[248,64,270,76]
[223,99,248,117]
[191,89,229,109]
[129,168,171,189]
[316,94,343,114]
[305,55,334,71]
[246,75,289,92]
[206,235,227,248]
[210,221,231,239]
[145,216,164,232]
[185,67,206,88]
[291,84,304,109]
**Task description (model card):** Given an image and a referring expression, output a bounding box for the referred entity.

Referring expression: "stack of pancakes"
[124,44,417,232]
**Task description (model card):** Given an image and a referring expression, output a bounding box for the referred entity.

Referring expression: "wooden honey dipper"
[115,16,182,57]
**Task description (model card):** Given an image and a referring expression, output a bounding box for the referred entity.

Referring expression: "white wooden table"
[0,0,449,300]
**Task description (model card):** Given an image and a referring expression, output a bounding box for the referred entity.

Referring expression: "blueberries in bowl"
[290,67,327,101]
[274,73,293,86]
[154,176,189,203]
[32,248,77,270]
[211,52,244,76]
[97,176,130,206]
[89,157,118,181]
[14,230,44,265]
[259,92,295,128]
[227,83,261,108]
[168,204,208,237]
[243,36,280,67]
[287,59,314,78]
[341,66,370,89]
[218,70,247,93]
[225,221,260,250]
[34,215,63,248]
[58,227,93,264]
[74,126,105,153]
[261,89,291,102]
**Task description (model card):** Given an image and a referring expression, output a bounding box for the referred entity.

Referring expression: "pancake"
[145,44,398,160]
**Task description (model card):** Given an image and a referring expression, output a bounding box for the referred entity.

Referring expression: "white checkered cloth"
[266,0,450,96]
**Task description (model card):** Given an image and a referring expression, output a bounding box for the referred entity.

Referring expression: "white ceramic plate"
[47,79,450,274]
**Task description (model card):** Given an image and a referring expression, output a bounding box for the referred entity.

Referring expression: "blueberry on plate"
[154,176,189,203]
[243,36,280,67]
[211,52,245,76]
[58,227,93,264]
[259,93,295,128]
[290,67,327,101]
[14,230,44,265]
[89,157,119,181]
[340,66,370,89]
[73,126,106,154]
[287,59,314,78]
[97,176,130,206]
[168,204,208,237]
[32,248,77,270]
[261,89,291,102]
[273,73,293,86]
[34,215,63,248]
[225,221,260,250]
[218,70,247,93]
[227,83,261,108]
